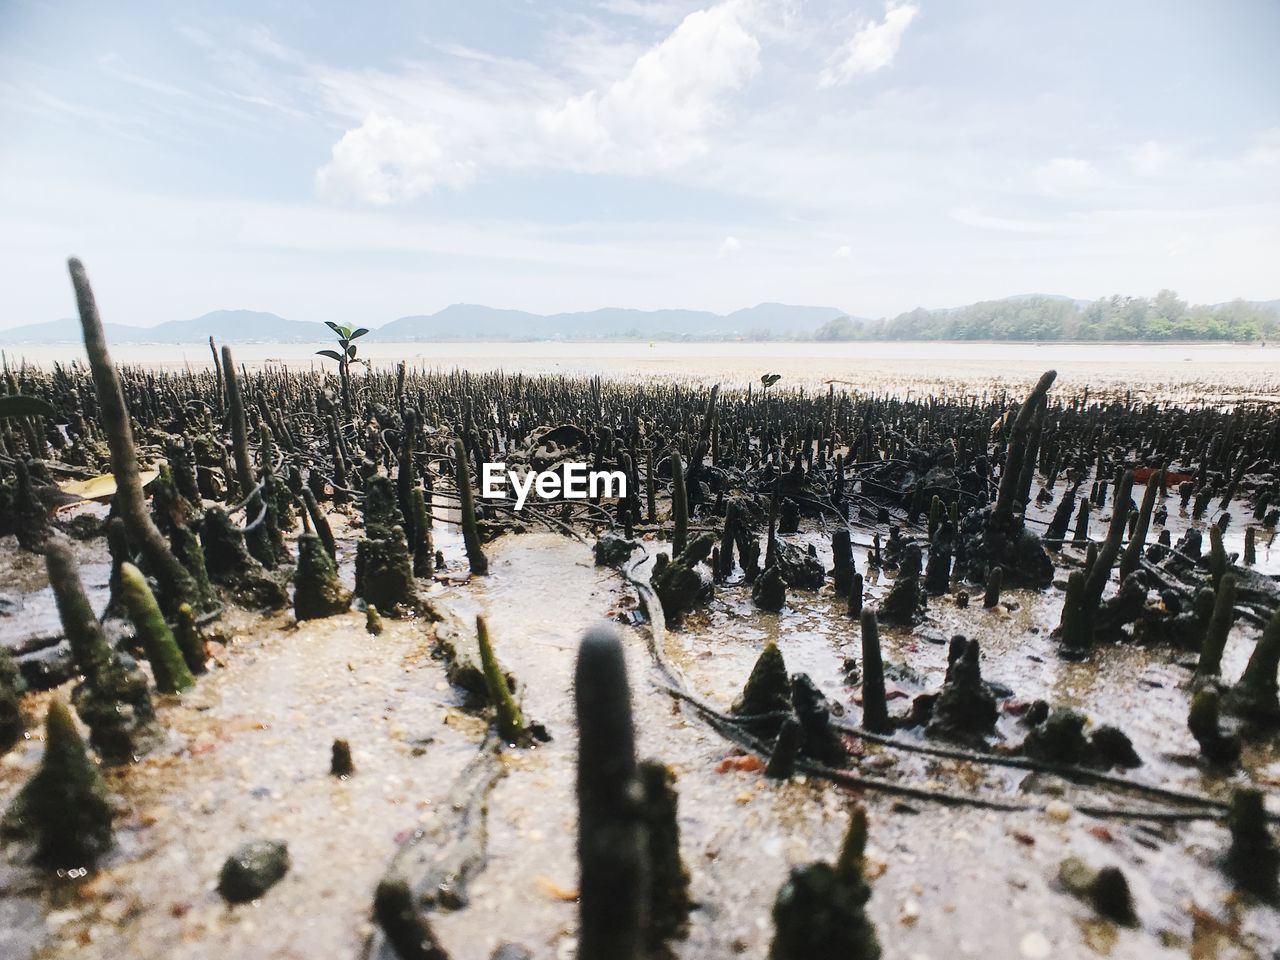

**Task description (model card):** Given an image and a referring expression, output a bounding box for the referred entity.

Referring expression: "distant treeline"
[813,292,1280,342]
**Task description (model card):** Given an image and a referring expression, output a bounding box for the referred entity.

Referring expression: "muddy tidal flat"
[2,329,1280,960]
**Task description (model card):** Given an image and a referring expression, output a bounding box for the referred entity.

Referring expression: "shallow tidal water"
[9,339,1280,401]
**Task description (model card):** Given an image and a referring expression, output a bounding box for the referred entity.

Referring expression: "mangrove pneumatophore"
[0,647,26,753]
[770,805,881,960]
[454,438,489,576]
[44,538,160,764]
[68,258,205,614]
[638,760,692,949]
[2,699,113,869]
[575,625,647,960]
[119,562,197,695]
[1223,788,1279,902]
[476,615,527,745]
[293,531,352,621]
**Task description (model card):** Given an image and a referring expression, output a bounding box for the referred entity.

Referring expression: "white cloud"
[820,2,918,86]
[1034,156,1101,194]
[538,0,762,171]
[315,113,474,204]
[833,244,852,258]
[717,235,742,257]
[1129,140,1169,177]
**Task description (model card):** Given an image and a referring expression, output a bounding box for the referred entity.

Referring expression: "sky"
[1,0,1278,328]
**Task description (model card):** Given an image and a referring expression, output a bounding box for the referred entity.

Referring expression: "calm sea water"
[6,339,1278,400]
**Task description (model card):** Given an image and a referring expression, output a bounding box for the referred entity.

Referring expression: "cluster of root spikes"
[0,259,1278,957]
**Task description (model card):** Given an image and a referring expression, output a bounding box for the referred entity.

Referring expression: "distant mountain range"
[0,310,323,345]
[0,303,854,344]
[2,297,1276,345]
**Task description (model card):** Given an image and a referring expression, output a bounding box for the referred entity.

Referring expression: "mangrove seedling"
[315,322,368,422]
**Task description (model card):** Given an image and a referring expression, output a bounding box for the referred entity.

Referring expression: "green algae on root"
[2,700,113,869]
[293,531,352,621]
[575,625,646,960]
[44,538,160,764]
[355,525,417,614]
[173,602,208,675]
[218,839,291,903]
[476,615,526,745]
[119,562,196,695]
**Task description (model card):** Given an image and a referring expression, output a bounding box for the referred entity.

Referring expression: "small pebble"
[1046,800,1072,822]
[1019,931,1051,959]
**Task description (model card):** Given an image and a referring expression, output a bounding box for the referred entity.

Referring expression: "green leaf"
[0,395,57,419]
[316,349,345,362]
[761,373,782,388]
[350,327,370,340]
[324,321,343,334]
[346,344,358,360]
